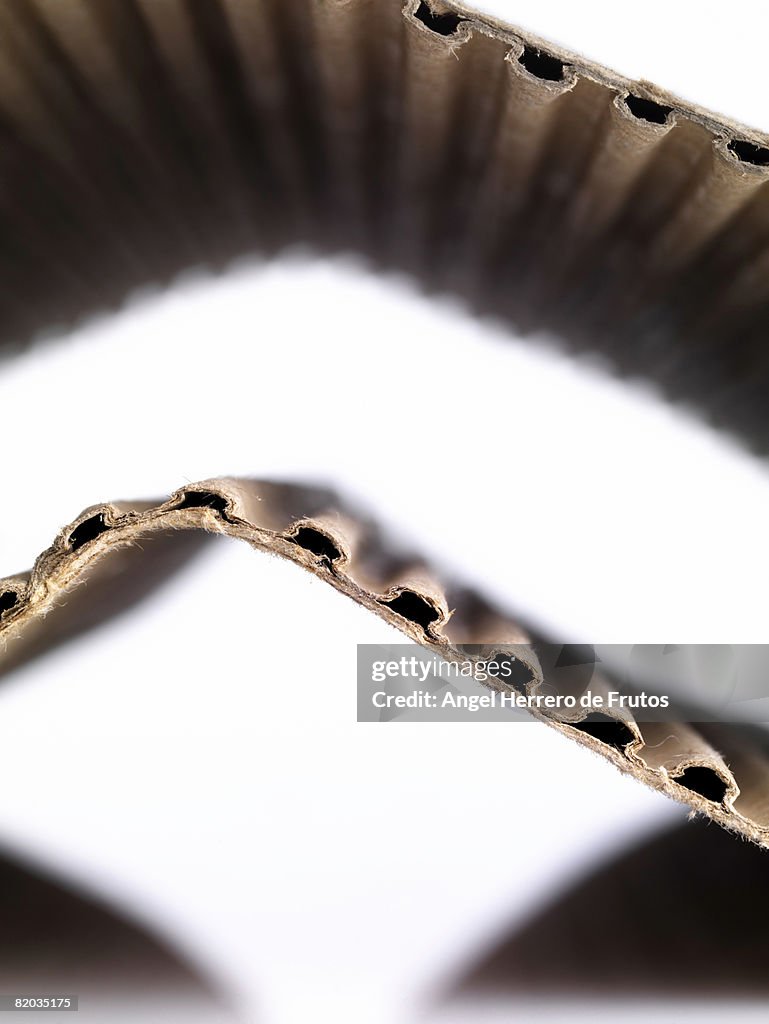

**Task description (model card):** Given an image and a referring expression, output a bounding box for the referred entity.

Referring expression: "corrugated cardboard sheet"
[1,0,769,844]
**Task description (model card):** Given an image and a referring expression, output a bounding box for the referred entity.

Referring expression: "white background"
[0,2,767,1021]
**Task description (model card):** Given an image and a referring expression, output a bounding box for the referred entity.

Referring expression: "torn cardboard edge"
[1,0,769,448]
[1,478,767,846]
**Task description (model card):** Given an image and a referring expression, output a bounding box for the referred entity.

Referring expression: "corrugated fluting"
[3,478,769,846]
[1,1,769,841]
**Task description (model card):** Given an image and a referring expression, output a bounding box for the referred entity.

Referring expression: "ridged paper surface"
[2,478,769,846]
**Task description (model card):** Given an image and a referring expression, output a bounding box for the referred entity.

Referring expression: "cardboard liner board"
[1,1,769,840]
[2,477,769,847]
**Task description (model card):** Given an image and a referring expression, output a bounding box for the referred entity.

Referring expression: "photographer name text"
[371,689,669,711]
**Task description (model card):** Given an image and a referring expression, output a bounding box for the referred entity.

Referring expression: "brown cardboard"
[0,477,765,846]
[0,1,769,842]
